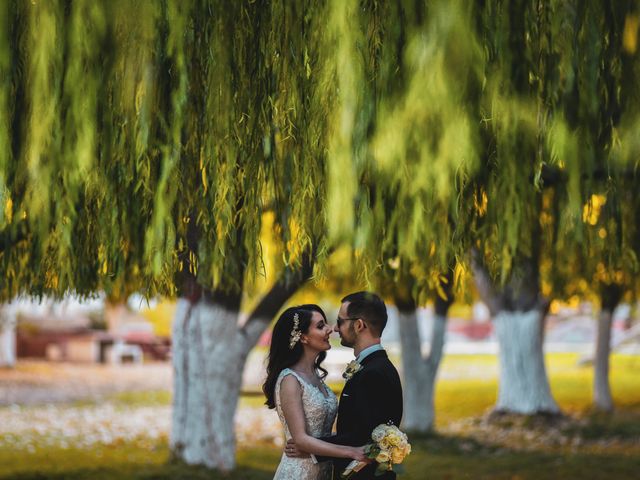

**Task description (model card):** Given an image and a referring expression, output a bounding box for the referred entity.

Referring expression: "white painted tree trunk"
[170,298,269,471]
[594,309,613,411]
[399,310,447,432]
[494,310,559,414]
[0,307,16,368]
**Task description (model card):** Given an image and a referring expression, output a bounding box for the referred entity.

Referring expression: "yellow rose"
[375,450,390,463]
[386,432,401,447]
[391,448,405,464]
[403,444,412,456]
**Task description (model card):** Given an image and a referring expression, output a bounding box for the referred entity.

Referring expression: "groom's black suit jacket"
[318,349,403,480]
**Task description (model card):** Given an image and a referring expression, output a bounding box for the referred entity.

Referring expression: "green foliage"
[1,0,640,304]
[3,436,640,480]
[317,0,640,302]
[0,1,12,233]
[0,1,332,301]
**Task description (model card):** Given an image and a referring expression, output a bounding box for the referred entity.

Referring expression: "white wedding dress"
[273,368,338,480]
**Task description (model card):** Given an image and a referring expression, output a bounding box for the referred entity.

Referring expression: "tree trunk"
[471,248,560,416]
[398,307,447,432]
[396,272,452,433]
[0,306,16,368]
[171,296,258,470]
[170,254,313,470]
[493,310,559,414]
[594,285,622,412]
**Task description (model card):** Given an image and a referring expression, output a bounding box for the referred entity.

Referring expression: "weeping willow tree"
[536,1,640,413]
[325,0,562,418]
[2,0,640,469]
[461,0,577,416]
[545,185,640,412]
[370,1,479,432]
[323,0,640,419]
[586,184,640,412]
[543,22,640,406]
[314,0,484,432]
[0,0,333,470]
[462,0,640,416]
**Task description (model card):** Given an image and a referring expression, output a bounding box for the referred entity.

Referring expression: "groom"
[286,291,403,479]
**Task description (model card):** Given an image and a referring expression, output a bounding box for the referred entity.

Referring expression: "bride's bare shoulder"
[280,373,303,395]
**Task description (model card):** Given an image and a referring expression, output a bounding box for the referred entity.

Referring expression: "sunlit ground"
[1,354,639,479]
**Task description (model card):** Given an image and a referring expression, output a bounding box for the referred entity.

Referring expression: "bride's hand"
[285,439,310,458]
[350,446,369,462]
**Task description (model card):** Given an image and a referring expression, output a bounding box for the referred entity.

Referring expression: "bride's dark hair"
[263,304,329,409]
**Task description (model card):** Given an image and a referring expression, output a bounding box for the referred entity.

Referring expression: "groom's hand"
[285,439,310,458]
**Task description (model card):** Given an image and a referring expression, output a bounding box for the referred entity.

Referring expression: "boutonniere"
[342,360,363,381]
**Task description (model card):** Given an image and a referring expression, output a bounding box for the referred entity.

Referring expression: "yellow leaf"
[435,282,448,301]
[623,14,639,54]
[4,197,12,223]
[582,194,606,226]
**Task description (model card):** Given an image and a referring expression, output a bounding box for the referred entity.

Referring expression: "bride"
[263,305,366,479]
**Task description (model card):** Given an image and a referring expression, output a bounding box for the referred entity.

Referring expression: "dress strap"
[277,368,306,390]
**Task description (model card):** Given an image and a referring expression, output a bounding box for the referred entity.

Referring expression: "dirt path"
[0,361,173,406]
[2,360,639,456]
[0,347,355,406]
[0,403,282,450]
[0,360,282,450]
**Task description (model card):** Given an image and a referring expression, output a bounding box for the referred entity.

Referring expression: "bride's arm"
[279,376,365,461]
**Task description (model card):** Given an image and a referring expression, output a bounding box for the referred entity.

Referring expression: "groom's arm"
[304,392,369,464]
[312,433,359,463]
[288,432,360,464]
[314,369,396,463]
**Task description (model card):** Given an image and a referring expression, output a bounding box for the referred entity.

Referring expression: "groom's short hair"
[341,291,387,337]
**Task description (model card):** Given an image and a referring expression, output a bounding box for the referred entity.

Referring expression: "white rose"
[372,425,387,442]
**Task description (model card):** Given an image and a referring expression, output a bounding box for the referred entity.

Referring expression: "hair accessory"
[289,313,302,349]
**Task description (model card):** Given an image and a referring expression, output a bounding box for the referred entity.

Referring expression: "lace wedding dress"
[273,368,338,480]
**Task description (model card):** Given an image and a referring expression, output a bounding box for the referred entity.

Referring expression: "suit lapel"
[337,350,387,418]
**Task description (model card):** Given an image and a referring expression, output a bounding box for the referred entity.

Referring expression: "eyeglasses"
[336,316,359,328]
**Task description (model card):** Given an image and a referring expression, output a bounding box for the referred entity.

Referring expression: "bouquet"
[341,423,411,478]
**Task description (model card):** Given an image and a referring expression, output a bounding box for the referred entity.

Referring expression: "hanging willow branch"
[1,0,639,304]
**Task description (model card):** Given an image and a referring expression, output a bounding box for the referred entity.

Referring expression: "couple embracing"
[263,292,404,480]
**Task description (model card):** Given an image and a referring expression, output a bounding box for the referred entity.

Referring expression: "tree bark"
[171,296,249,470]
[493,310,559,414]
[398,307,448,432]
[396,273,452,433]
[472,249,559,415]
[0,306,16,368]
[594,285,622,412]
[170,256,313,470]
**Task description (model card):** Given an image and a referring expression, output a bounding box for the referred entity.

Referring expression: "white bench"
[107,341,143,365]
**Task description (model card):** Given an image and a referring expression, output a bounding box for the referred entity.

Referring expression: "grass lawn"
[1,353,639,479]
[2,437,639,480]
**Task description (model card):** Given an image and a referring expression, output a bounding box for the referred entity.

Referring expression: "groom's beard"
[340,336,354,347]
[339,325,356,347]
